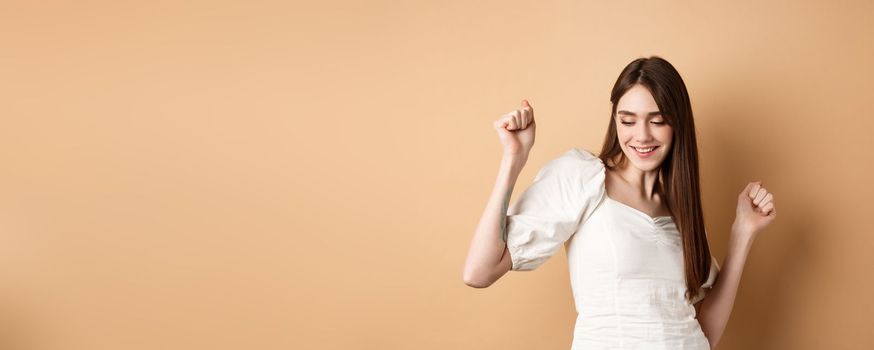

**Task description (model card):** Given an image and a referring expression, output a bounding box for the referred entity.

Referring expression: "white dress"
[505,147,720,350]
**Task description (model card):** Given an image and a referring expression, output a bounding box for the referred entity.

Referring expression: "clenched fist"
[494,99,536,157]
[733,181,777,239]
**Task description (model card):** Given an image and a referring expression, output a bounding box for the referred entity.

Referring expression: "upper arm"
[498,245,513,274]
[503,150,602,271]
[482,246,512,286]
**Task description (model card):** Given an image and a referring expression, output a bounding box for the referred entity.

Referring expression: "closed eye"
[620,121,667,126]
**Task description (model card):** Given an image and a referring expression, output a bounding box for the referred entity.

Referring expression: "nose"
[635,123,654,142]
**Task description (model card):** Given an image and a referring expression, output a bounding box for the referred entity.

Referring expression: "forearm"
[463,154,527,287]
[698,225,756,348]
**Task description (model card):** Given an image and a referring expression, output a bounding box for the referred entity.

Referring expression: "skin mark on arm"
[500,187,514,243]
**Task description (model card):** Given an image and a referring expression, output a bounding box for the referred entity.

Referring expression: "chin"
[623,151,666,171]
[625,160,655,171]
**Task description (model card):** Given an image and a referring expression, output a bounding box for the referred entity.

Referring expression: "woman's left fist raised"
[734,181,776,237]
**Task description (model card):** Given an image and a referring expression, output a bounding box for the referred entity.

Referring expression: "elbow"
[462,267,496,289]
[463,275,493,289]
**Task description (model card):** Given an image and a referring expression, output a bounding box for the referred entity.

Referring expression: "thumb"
[522,99,531,109]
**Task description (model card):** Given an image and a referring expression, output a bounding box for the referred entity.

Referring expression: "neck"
[615,161,662,201]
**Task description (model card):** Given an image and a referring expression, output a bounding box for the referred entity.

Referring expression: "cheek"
[615,128,632,142]
[658,128,673,143]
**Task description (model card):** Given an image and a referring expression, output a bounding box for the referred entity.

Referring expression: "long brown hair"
[598,56,712,303]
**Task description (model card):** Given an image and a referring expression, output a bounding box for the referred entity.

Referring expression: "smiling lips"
[630,145,659,157]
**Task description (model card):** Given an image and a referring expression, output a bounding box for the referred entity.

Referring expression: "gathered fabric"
[506,148,719,349]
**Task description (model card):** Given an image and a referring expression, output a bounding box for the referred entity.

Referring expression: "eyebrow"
[617,110,662,117]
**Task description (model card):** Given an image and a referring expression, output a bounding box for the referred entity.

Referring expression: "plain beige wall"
[1,0,872,349]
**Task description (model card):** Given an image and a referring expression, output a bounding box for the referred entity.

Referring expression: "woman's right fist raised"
[494,99,536,157]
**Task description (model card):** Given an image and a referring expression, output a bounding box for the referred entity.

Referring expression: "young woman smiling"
[463,56,776,349]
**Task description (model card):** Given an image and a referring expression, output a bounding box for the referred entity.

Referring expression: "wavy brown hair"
[598,56,712,303]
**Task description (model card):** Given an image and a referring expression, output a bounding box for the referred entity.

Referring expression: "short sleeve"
[690,255,720,304]
[505,148,606,271]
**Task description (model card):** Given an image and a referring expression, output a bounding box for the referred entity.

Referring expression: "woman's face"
[614,84,673,173]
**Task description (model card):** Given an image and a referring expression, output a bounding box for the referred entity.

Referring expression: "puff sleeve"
[505,148,606,271]
[690,255,720,304]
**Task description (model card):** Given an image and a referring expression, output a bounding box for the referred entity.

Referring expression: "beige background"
[1,0,873,349]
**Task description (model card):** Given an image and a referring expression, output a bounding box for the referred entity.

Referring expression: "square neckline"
[604,194,673,222]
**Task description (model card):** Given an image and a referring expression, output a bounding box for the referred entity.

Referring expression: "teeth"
[633,146,656,153]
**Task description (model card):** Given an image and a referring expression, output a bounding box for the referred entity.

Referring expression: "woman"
[462,56,776,349]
